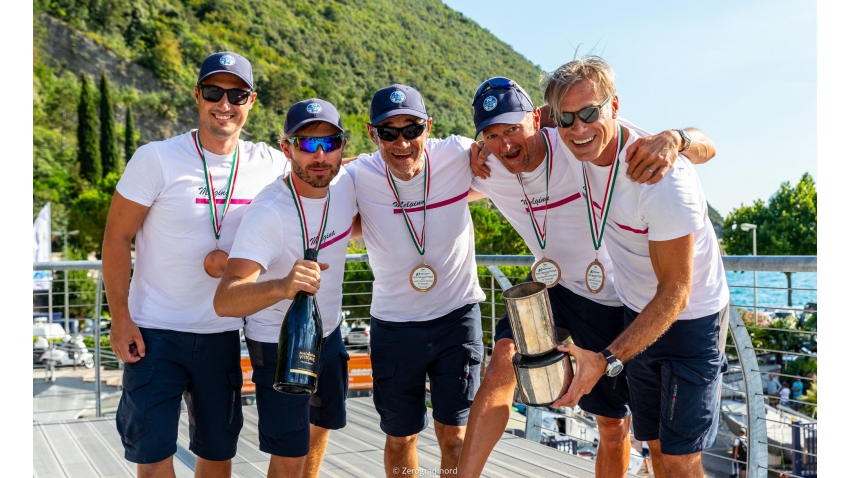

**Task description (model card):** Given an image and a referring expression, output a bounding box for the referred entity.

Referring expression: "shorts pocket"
[461,342,484,401]
[370,357,398,417]
[661,361,720,438]
[226,370,244,434]
[117,365,154,445]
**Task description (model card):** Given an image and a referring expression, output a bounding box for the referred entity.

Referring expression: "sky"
[443,0,816,217]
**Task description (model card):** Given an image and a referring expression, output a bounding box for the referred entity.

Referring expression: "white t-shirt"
[779,388,791,401]
[471,127,621,307]
[229,171,357,342]
[117,131,288,333]
[570,123,729,319]
[346,136,486,322]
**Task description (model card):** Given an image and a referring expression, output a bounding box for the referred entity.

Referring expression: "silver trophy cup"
[502,281,572,406]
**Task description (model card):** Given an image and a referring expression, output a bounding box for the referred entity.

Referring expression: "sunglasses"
[472,77,516,106]
[288,134,345,153]
[370,122,426,142]
[198,85,253,105]
[555,96,612,128]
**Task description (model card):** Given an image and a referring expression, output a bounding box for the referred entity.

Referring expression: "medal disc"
[410,264,437,292]
[203,248,229,278]
[532,259,561,288]
[585,260,606,294]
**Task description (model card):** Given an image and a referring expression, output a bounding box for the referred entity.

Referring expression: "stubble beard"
[292,159,341,189]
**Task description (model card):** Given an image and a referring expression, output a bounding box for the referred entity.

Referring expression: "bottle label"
[290,347,319,378]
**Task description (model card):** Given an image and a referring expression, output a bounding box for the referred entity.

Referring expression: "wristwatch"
[676,128,691,153]
[601,348,624,377]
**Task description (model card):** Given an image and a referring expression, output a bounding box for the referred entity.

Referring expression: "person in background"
[791,376,804,409]
[732,427,748,478]
[641,440,652,474]
[779,382,791,407]
[765,373,781,407]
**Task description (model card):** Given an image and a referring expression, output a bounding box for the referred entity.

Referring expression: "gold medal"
[585,260,606,294]
[410,263,437,292]
[532,258,561,288]
[203,248,229,278]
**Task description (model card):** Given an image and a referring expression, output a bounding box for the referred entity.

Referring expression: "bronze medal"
[532,258,561,288]
[203,248,229,278]
[410,264,437,292]
[585,260,606,294]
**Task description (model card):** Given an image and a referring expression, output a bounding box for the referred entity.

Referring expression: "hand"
[280,259,330,299]
[109,315,145,363]
[551,343,607,408]
[624,129,681,184]
[469,140,492,179]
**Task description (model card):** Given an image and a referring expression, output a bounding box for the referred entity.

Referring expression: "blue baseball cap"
[197,52,254,90]
[370,84,428,124]
[472,79,534,137]
[284,98,344,135]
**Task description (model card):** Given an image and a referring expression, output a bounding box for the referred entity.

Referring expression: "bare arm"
[553,234,694,407]
[350,213,363,239]
[102,192,150,363]
[214,257,327,318]
[468,188,487,202]
[624,128,716,184]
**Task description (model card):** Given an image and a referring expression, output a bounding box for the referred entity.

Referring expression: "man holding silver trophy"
[457,77,717,477]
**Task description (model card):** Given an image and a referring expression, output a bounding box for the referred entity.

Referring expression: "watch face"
[608,362,624,377]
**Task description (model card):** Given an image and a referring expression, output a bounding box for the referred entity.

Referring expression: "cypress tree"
[77,73,102,183]
[124,104,138,163]
[99,71,122,174]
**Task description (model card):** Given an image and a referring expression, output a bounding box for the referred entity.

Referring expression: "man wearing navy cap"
[344,84,486,477]
[103,51,287,477]
[214,98,357,478]
[457,77,717,477]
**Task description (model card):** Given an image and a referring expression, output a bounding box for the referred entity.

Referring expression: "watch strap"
[601,348,616,365]
[677,129,691,152]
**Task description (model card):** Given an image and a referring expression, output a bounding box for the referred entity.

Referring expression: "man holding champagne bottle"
[214,99,357,478]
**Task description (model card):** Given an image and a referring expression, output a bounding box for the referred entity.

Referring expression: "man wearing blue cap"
[457,77,717,477]
[345,84,486,477]
[214,98,357,478]
[103,51,287,477]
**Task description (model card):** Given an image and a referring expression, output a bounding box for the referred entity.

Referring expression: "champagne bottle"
[273,248,324,394]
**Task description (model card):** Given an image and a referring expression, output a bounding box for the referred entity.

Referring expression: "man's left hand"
[624,129,682,184]
[552,343,608,408]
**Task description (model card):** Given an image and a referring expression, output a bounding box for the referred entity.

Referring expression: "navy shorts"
[625,304,729,455]
[370,303,484,437]
[247,326,349,457]
[494,278,630,419]
[116,328,243,464]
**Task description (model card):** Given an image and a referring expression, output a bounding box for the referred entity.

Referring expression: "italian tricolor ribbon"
[385,150,431,257]
[581,124,625,251]
[287,174,331,258]
[192,130,239,241]
[516,130,553,251]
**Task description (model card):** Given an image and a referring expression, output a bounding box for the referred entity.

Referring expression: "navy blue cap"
[472,82,534,137]
[370,84,428,124]
[284,98,344,135]
[197,52,254,90]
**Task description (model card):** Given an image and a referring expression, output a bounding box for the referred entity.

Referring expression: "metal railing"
[32,255,816,477]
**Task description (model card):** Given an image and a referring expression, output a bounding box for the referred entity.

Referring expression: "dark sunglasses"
[555,96,612,128]
[288,134,345,153]
[370,122,426,142]
[198,85,253,105]
[471,77,516,106]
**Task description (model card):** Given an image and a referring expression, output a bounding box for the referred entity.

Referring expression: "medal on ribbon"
[386,150,436,292]
[192,130,239,278]
[580,125,625,293]
[518,131,560,288]
[286,174,331,258]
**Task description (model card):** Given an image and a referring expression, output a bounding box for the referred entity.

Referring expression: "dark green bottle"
[273,248,324,394]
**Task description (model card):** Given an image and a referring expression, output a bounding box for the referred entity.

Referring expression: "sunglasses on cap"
[555,96,612,128]
[370,122,426,142]
[471,77,517,106]
[288,134,345,153]
[198,85,253,105]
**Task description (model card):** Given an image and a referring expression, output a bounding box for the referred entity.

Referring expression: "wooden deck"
[33,397,614,478]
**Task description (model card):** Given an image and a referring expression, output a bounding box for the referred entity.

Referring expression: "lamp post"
[740,223,758,320]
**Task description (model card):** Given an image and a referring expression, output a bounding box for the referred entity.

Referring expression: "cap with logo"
[284,98,344,135]
[472,79,534,138]
[197,52,254,90]
[370,84,428,125]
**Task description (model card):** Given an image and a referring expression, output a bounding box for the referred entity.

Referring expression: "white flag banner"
[33,203,51,291]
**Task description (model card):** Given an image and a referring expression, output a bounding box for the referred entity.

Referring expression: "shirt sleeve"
[229,203,282,272]
[640,164,706,242]
[116,143,164,207]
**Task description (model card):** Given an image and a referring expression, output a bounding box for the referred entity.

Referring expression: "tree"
[722,173,817,305]
[99,71,122,175]
[124,104,138,163]
[77,73,101,183]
